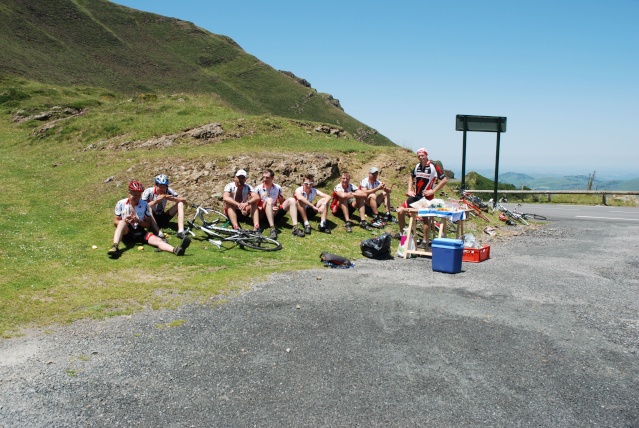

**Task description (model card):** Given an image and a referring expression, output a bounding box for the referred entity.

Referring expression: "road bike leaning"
[185,205,282,251]
[459,190,491,222]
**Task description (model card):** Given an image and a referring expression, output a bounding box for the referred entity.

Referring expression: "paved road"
[1,217,638,427]
[503,203,639,223]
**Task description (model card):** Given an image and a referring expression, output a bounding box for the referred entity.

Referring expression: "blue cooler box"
[431,238,463,274]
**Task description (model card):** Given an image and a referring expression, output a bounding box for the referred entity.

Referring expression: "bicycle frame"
[186,205,282,251]
[494,202,529,225]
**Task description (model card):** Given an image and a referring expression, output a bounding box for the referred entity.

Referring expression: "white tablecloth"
[416,209,467,222]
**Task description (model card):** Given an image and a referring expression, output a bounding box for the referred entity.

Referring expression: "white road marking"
[576,216,639,221]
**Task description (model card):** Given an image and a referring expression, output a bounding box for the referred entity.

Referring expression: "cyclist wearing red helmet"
[108,181,191,258]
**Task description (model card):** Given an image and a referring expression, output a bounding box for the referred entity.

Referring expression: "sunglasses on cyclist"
[303,181,314,185]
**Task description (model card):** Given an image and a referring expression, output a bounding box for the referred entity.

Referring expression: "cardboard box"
[462,245,491,263]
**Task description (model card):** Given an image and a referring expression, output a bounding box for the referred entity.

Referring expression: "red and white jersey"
[295,186,318,203]
[224,182,254,203]
[360,177,381,191]
[334,182,358,194]
[142,186,179,215]
[255,183,282,202]
[412,161,446,196]
[114,198,151,227]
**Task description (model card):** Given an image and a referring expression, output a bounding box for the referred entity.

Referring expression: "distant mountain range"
[495,171,639,191]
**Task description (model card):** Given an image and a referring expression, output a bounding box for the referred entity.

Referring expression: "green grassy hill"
[0,0,392,146]
[0,0,505,337]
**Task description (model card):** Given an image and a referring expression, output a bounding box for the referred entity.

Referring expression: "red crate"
[462,245,490,263]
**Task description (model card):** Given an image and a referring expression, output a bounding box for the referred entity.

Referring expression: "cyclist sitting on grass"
[222,169,260,231]
[331,171,371,233]
[255,169,304,238]
[359,166,392,227]
[294,173,332,234]
[108,181,191,258]
[142,174,188,239]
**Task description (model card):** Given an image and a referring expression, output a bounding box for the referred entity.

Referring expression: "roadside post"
[456,115,507,207]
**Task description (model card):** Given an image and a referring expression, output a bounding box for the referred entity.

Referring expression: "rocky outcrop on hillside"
[102,143,416,207]
[108,150,415,207]
[280,70,344,111]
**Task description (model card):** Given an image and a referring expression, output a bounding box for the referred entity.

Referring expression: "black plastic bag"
[360,232,393,259]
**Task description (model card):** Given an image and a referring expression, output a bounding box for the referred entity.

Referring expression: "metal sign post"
[455,115,507,207]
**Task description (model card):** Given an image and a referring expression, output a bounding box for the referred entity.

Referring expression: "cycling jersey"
[224,182,254,203]
[255,183,282,202]
[334,182,358,194]
[412,161,446,200]
[114,198,151,229]
[360,178,381,191]
[295,186,318,203]
[142,186,179,215]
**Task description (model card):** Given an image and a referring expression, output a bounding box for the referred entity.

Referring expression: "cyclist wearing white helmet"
[222,169,260,231]
[142,174,188,239]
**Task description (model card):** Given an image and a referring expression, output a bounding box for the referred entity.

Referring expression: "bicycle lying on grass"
[184,205,282,251]
[513,204,547,221]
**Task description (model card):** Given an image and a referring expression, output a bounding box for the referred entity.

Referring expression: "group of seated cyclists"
[222,167,393,239]
[107,148,448,258]
[107,167,393,257]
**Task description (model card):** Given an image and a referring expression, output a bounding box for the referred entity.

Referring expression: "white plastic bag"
[396,234,416,258]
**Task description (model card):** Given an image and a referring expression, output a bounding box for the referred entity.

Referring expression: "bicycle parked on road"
[514,204,547,221]
[185,205,282,251]
[493,202,529,225]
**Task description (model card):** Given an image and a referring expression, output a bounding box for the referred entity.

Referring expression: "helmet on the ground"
[498,213,507,222]
[128,181,145,192]
[155,174,169,185]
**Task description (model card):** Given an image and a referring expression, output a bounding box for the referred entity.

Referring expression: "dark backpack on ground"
[320,251,354,268]
[360,232,393,259]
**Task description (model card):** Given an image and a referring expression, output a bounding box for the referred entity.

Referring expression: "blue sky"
[111,0,638,176]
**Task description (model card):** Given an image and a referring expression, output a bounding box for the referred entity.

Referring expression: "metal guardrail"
[468,190,639,204]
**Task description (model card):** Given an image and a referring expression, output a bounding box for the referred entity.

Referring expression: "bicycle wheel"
[201,208,230,227]
[523,213,547,221]
[238,235,282,251]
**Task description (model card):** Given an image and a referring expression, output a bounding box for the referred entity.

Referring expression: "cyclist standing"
[397,148,448,246]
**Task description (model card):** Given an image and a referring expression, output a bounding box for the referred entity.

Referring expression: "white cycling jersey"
[334,182,358,193]
[142,186,179,215]
[360,178,381,190]
[224,182,254,203]
[295,186,317,203]
[114,198,151,229]
[255,183,282,202]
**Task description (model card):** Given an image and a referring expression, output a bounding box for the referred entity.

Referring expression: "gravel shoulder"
[1,221,638,427]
